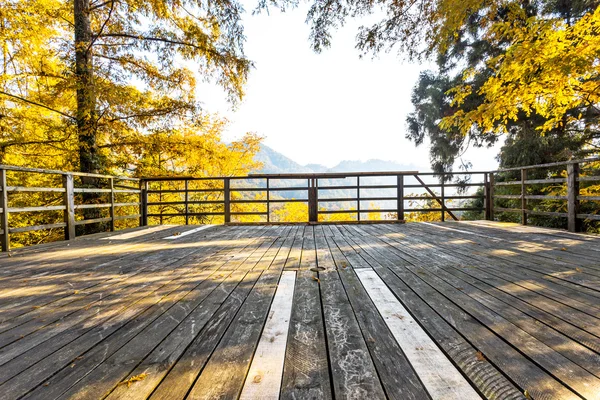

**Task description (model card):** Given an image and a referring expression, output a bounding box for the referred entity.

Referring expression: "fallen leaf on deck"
[524,390,532,400]
[560,247,567,251]
[118,373,148,388]
[475,351,485,361]
[312,276,320,283]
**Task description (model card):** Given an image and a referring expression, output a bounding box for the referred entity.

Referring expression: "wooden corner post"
[184,179,189,225]
[397,175,404,221]
[521,169,527,225]
[308,178,318,223]
[109,178,115,232]
[0,169,9,252]
[440,176,445,222]
[63,174,76,240]
[567,163,581,232]
[489,172,495,221]
[224,178,231,224]
[140,180,148,226]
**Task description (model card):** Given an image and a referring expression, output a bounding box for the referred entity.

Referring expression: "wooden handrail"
[2,156,598,250]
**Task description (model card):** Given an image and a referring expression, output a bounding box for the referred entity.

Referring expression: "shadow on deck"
[0,222,599,400]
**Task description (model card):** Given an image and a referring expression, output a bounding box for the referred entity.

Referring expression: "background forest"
[1,0,599,247]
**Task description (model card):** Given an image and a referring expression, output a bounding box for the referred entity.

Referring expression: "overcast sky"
[199,3,503,172]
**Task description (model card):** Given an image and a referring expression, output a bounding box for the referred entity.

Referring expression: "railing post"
[357,176,361,221]
[63,174,76,240]
[184,179,189,225]
[0,169,9,252]
[489,172,495,221]
[266,178,270,223]
[521,168,527,225]
[484,173,491,220]
[567,162,581,232]
[440,176,445,222]
[397,175,404,221]
[308,178,318,223]
[140,180,148,226]
[224,178,231,224]
[109,178,115,232]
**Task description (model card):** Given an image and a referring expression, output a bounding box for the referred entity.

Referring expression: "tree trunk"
[74,0,102,232]
[74,0,98,174]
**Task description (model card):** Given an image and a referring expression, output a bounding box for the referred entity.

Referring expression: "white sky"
[199,3,503,172]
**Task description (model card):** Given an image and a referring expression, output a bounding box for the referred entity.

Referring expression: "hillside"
[256,144,419,174]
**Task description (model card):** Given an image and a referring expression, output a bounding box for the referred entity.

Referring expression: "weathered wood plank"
[338,228,575,399]
[11,233,268,395]
[325,236,431,400]
[184,258,286,398]
[314,235,386,399]
[356,268,481,400]
[352,229,598,399]
[280,233,332,400]
[239,271,296,399]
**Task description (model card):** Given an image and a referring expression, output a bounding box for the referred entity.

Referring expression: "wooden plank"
[162,225,215,239]
[30,235,277,400]
[337,234,523,400]
[184,258,286,398]
[2,235,257,397]
[326,235,431,399]
[356,268,481,400]
[436,264,600,370]
[280,234,332,400]
[106,239,286,400]
[406,223,600,316]
[340,228,577,399]
[314,235,386,399]
[239,271,296,399]
[355,228,598,399]
[147,237,292,400]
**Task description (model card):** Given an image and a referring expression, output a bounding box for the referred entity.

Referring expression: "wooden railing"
[2,158,598,251]
[141,171,488,225]
[0,165,142,252]
[490,158,600,232]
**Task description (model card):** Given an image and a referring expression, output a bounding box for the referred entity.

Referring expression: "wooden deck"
[1,222,600,400]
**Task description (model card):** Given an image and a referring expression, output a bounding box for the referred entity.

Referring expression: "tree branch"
[93,33,220,57]
[0,90,76,120]
[89,0,115,50]
[0,138,69,150]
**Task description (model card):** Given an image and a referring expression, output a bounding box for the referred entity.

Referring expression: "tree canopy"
[1,0,252,175]
[279,0,599,172]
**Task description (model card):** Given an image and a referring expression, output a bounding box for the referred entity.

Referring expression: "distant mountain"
[256,144,419,174]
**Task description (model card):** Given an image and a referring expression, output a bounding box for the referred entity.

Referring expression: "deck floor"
[1,222,600,399]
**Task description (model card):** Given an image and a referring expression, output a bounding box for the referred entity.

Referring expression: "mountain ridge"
[255,144,419,174]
